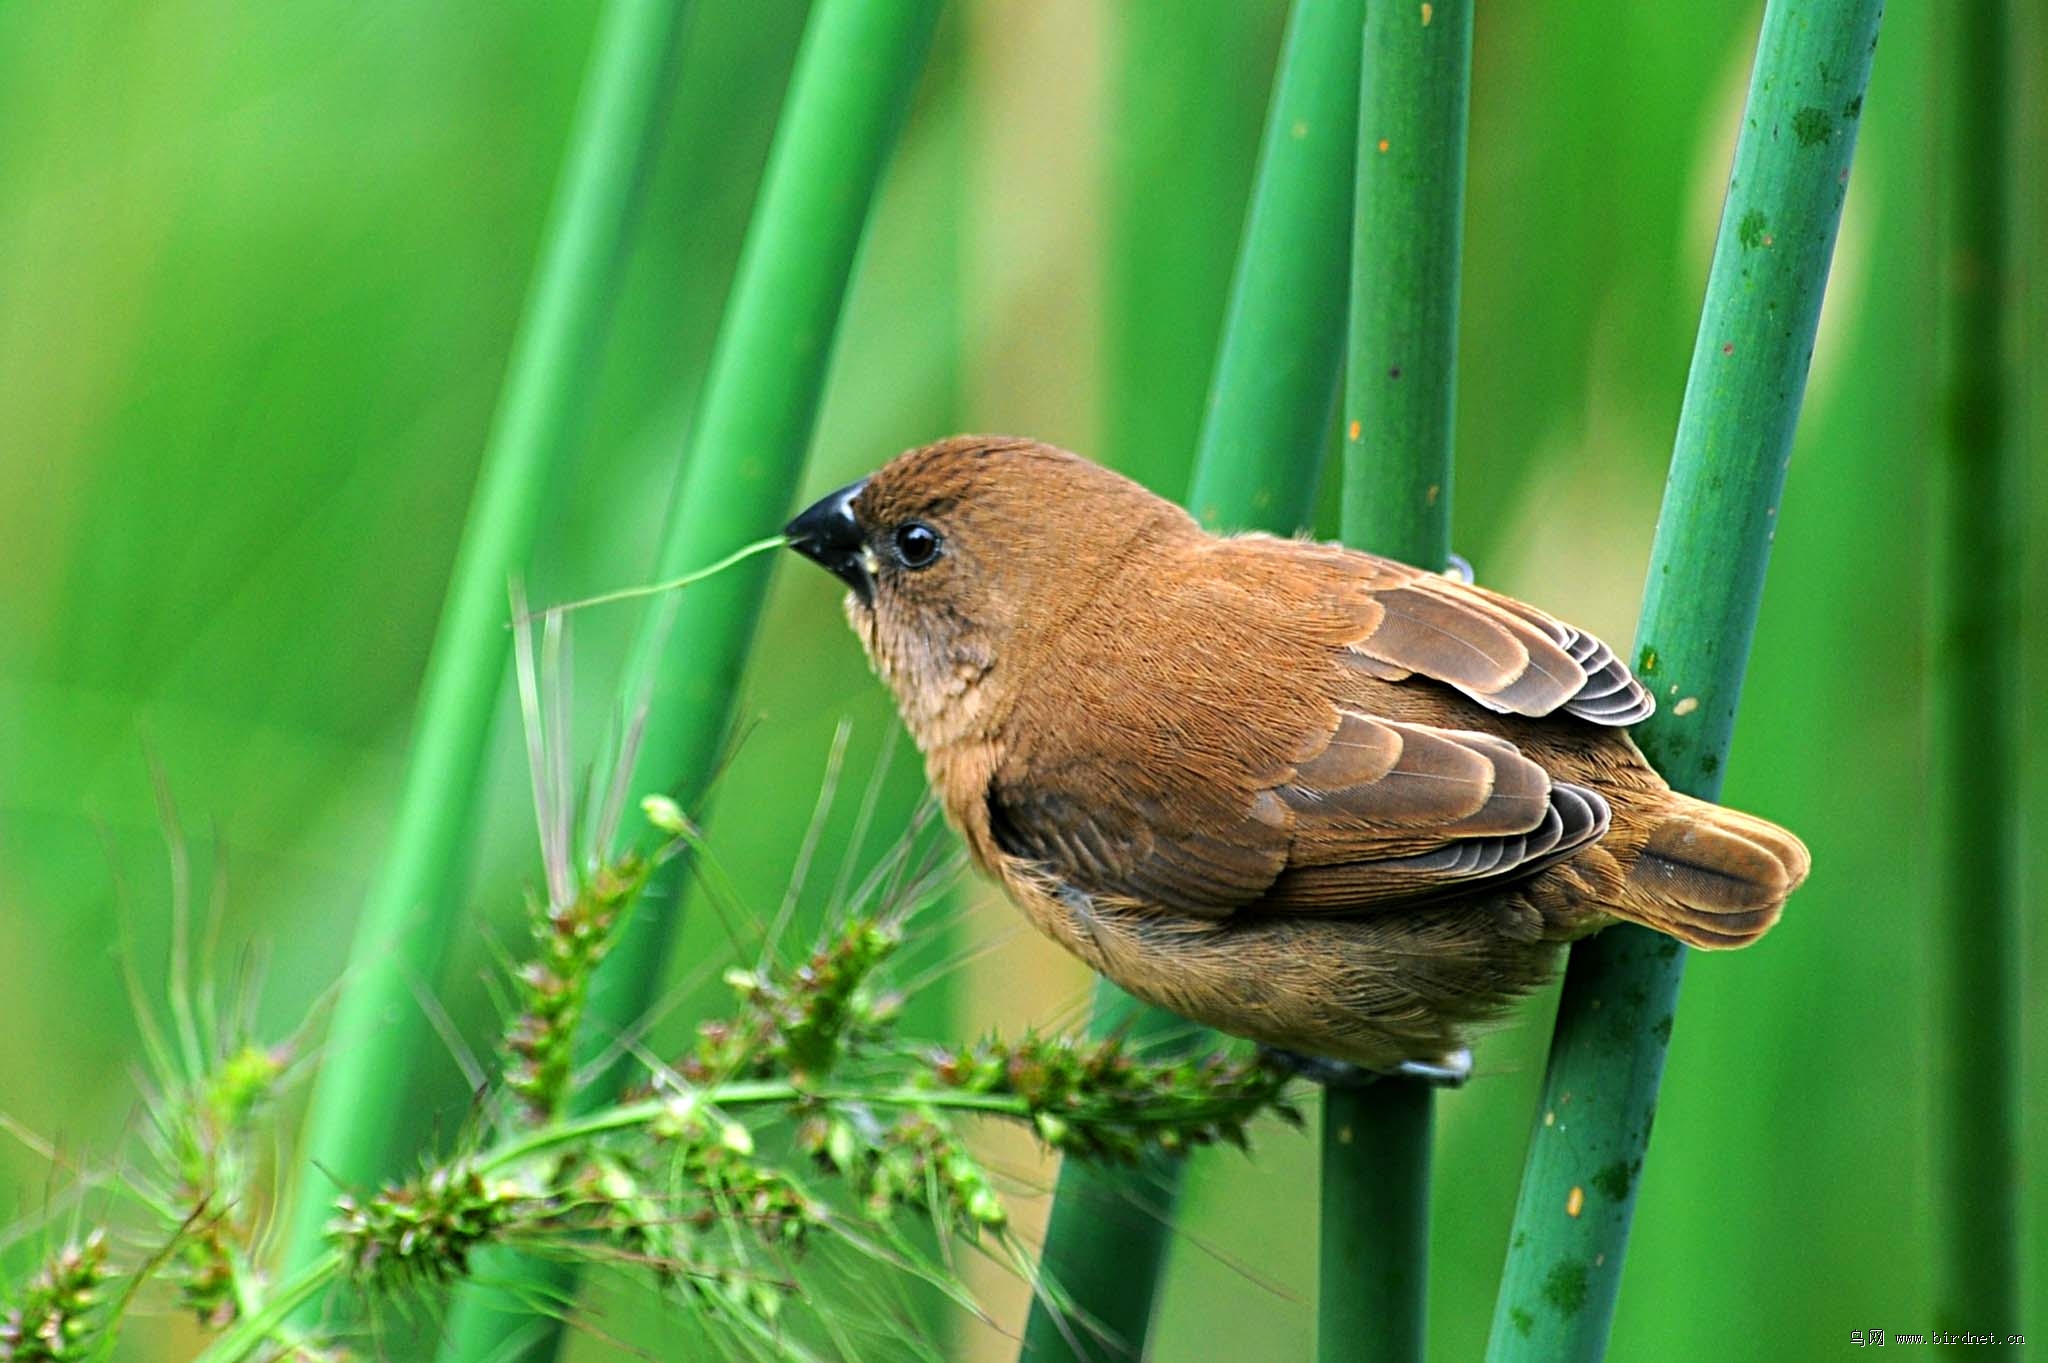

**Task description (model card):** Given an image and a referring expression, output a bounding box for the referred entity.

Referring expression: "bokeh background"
[2,2,2040,1359]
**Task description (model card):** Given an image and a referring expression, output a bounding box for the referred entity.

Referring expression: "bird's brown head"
[784,435,1194,747]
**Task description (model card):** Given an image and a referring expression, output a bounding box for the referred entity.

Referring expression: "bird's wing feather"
[986,706,1609,920]
[1218,536,1655,726]
[983,533,1642,920]
[986,769,1288,918]
[1256,710,1610,910]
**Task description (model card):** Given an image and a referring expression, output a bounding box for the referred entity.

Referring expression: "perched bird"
[784,436,1810,1073]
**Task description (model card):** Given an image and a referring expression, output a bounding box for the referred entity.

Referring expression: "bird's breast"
[921,736,1006,869]
[853,611,1005,754]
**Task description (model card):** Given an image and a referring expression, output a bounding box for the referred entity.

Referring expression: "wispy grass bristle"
[10,736,1302,1363]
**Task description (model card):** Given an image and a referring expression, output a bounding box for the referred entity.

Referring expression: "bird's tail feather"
[1609,794,1810,948]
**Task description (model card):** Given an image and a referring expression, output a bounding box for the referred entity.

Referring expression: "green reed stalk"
[1018,3,1364,1357]
[279,0,692,1290]
[1184,0,1363,536]
[1932,0,2021,1340]
[1105,4,1279,498]
[434,3,942,1358]
[1323,4,1470,1362]
[575,0,938,1091]
[1485,4,1884,1358]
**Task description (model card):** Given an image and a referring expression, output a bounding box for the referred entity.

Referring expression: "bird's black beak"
[784,478,875,605]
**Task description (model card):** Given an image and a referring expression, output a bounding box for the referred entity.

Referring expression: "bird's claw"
[1260,1046,1473,1090]
[1441,552,1475,585]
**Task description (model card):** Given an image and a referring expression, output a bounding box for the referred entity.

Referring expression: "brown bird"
[785,436,1809,1076]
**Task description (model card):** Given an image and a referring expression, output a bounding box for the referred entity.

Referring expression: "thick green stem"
[434,4,942,1359]
[280,0,691,1288]
[1322,4,1469,1362]
[1181,0,1359,535]
[1336,0,1467,574]
[584,0,939,1171]
[1321,1081,1433,1363]
[1019,3,1363,1357]
[1932,0,2021,1340]
[1106,4,1280,498]
[1485,4,1883,1359]
[615,0,941,821]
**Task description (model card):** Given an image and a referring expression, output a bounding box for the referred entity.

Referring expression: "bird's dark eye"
[892,521,942,568]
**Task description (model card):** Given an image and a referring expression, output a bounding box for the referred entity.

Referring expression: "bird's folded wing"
[1220,536,1655,726]
[986,707,1609,920]
[1254,709,1609,911]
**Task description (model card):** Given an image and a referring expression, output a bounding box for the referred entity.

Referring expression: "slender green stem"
[1321,1080,1432,1362]
[1019,3,1363,1357]
[591,0,942,1146]
[1485,4,1883,1359]
[471,1082,792,1174]
[1105,4,1280,497]
[436,4,941,1359]
[279,0,691,1288]
[1932,0,2021,1339]
[1185,0,1364,535]
[196,1258,344,1363]
[517,533,788,622]
[1322,4,1469,1362]
[1337,0,1467,575]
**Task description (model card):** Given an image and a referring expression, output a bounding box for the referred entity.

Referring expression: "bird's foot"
[1442,552,1475,585]
[1259,1046,1473,1090]
[1260,1048,1371,1088]
[1393,1048,1473,1088]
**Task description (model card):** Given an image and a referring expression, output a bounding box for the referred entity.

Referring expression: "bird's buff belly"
[1009,874,1565,1070]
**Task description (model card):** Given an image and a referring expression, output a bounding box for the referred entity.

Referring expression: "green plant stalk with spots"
[1335,0,1465,576]
[1323,4,1471,1363]
[432,3,942,1359]
[1485,3,1884,1358]
[277,0,693,1298]
[1018,3,1364,1358]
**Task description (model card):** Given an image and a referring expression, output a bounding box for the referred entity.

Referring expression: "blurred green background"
[1,2,2038,1360]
